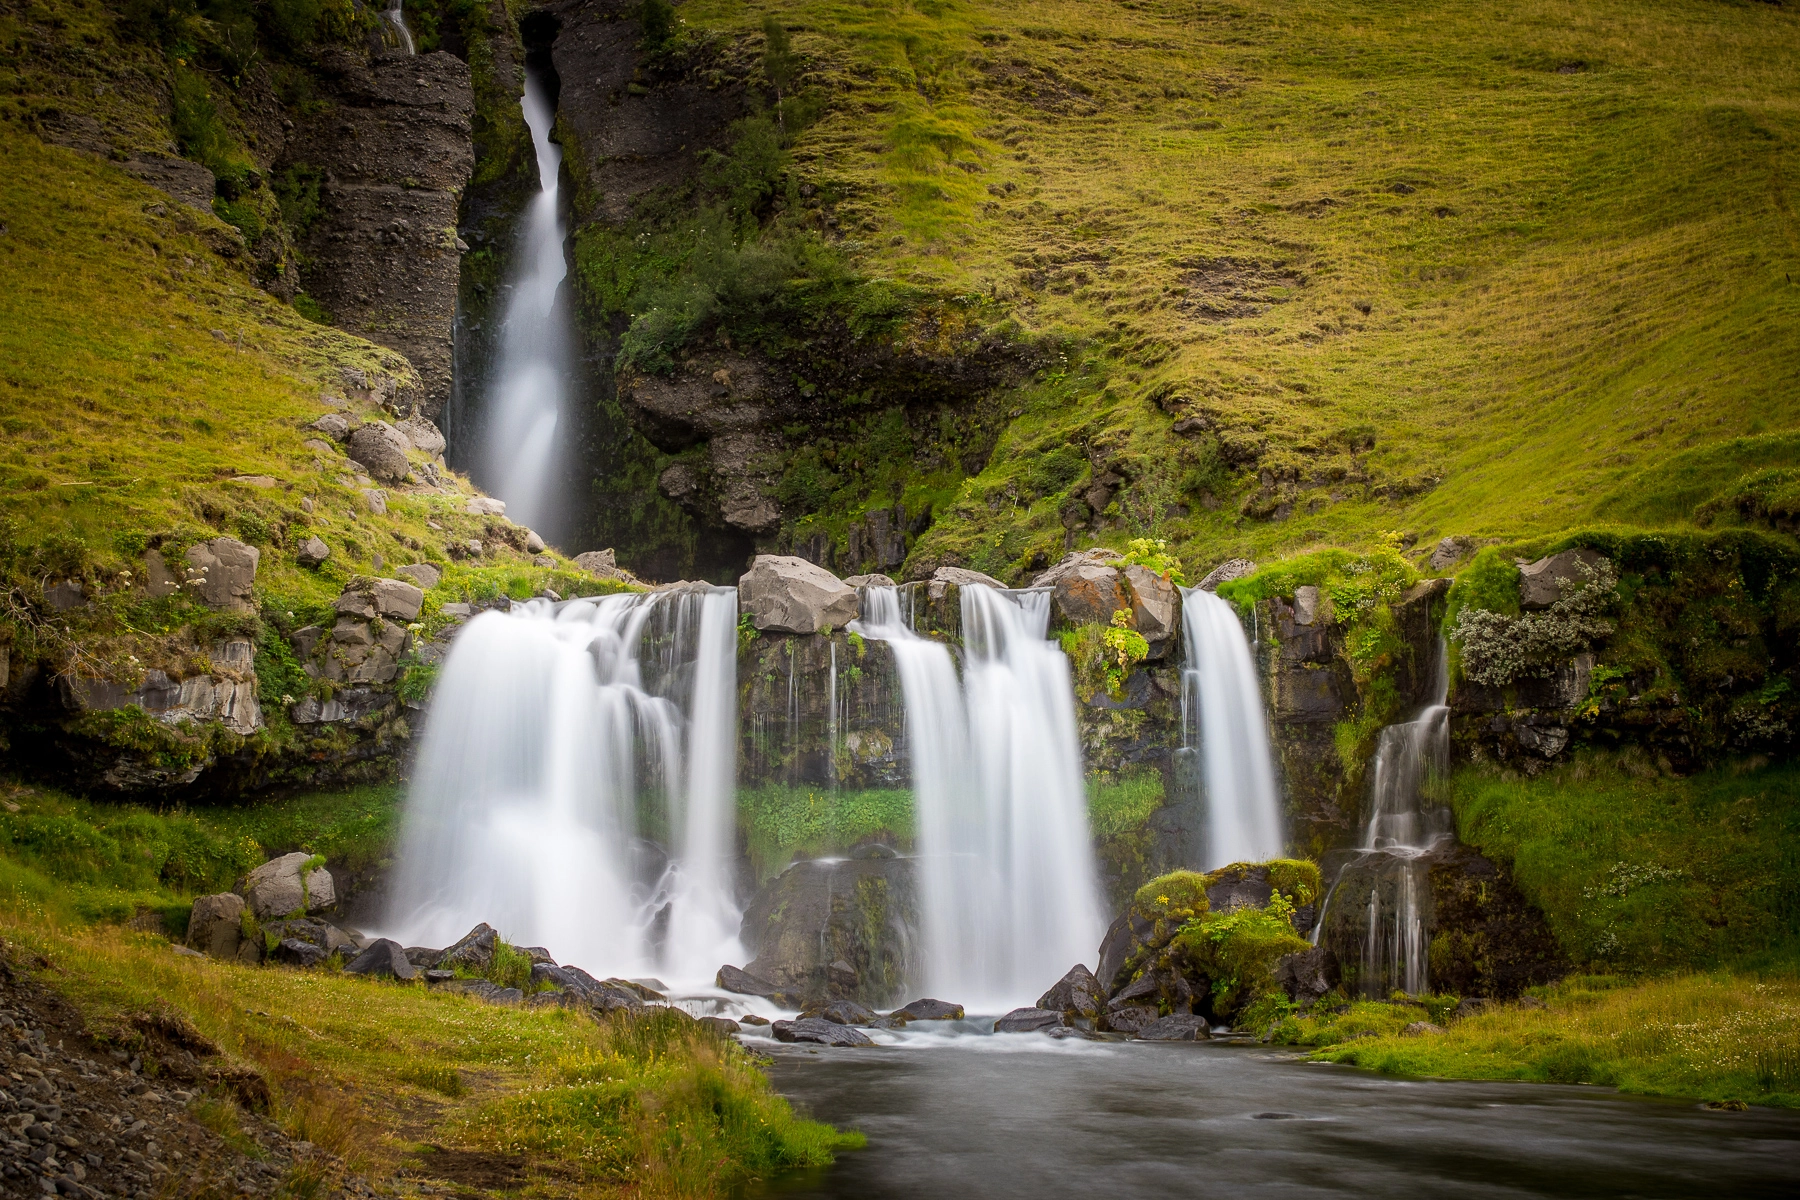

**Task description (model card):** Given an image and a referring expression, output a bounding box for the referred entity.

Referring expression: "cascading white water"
[380,0,415,55]
[1179,586,1284,868]
[385,589,743,985]
[485,67,571,534]
[1313,638,1452,996]
[854,585,1104,1010]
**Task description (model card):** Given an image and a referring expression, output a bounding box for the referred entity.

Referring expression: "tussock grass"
[1281,972,1800,1108]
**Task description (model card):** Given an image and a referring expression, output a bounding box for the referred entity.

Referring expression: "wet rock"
[184,893,244,960]
[740,855,918,1009]
[1518,548,1608,610]
[739,555,859,633]
[716,964,781,997]
[396,562,440,589]
[698,1016,741,1036]
[435,923,498,972]
[272,939,329,968]
[817,999,878,1026]
[740,1013,772,1026]
[243,852,335,920]
[1101,1005,1159,1034]
[184,538,259,612]
[1197,558,1256,591]
[929,566,1007,599]
[342,938,419,980]
[347,421,413,484]
[297,536,331,569]
[994,1007,1066,1033]
[772,1017,875,1047]
[890,998,964,1022]
[1123,564,1180,658]
[1136,1013,1210,1042]
[1037,964,1106,1020]
[1272,945,1340,1005]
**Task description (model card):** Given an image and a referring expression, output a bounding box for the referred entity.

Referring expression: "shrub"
[1175,905,1310,1022]
[1451,560,1618,686]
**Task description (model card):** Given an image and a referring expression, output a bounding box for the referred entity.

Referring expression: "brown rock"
[1052,563,1130,626]
[1123,564,1179,658]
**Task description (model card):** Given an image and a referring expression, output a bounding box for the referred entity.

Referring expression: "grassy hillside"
[651,0,1800,577]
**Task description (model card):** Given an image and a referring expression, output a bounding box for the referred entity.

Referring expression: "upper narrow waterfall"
[1179,587,1284,868]
[486,66,572,535]
[385,589,743,985]
[380,0,415,55]
[855,585,1104,1010]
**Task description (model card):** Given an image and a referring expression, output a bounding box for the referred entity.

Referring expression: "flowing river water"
[751,1033,1800,1199]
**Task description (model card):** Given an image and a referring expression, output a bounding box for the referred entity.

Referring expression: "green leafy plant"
[1120,537,1187,585]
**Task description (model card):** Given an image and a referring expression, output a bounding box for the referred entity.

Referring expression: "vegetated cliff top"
[671,0,1800,574]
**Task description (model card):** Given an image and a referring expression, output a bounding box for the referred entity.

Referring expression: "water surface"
[755,1032,1800,1199]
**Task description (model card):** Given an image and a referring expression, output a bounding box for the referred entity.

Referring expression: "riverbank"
[1273,971,1800,1109]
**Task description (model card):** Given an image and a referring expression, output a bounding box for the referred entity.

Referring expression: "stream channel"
[746,1028,1800,1199]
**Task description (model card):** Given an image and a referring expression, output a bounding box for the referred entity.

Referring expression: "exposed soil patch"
[1175,258,1307,321]
[402,1145,528,1192]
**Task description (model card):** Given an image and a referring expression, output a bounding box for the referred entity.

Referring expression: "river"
[750,1029,1800,1199]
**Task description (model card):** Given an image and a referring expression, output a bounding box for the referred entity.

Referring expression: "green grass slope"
[666,0,1800,576]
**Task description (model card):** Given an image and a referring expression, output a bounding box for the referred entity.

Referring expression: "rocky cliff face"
[279,47,475,419]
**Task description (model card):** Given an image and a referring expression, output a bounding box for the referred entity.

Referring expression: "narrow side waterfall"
[486,66,571,535]
[386,589,744,986]
[1179,587,1284,868]
[380,1,415,54]
[855,585,1104,1010]
[1316,638,1453,996]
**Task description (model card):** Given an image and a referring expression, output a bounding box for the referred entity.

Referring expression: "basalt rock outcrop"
[277,47,475,418]
[739,853,919,1010]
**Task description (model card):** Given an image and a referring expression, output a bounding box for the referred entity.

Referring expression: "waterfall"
[1178,587,1284,868]
[385,589,743,986]
[855,585,1104,1010]
[485,66,571,535]
[380,0,415,55]
[1316,638,1453,996]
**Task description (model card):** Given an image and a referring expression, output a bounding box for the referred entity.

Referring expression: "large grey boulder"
[994,1007,1067,1033]
[739,555,859,634]
[296,536,331,569]
[346,421,413,484]
[816,999,878,1026]
[1518,548,1608,609]
[185,893,244,960]
[342,938,419,980]
[1101,1005,1159,1034]
[1123,564,1180,658]
[772,1017,875,1047]
[1030,548,1123,589]
[716,964,781,997]
[334,577,425,621]
[396,562,441,590]
[184,538,259,612]
[575,549,617,575]
[842,573,897,589]
[1428,536,1472,572]
[397,417,446,457]
[1037,964,1106,1020]
[243,852,335,920]
[436,923,498,972]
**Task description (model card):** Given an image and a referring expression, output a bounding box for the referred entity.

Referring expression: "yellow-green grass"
[0,912,853,1197]
[673,0,1800,576]
[1277,972,1800,1108]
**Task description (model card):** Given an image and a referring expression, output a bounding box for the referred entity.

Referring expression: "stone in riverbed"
[1037,964,1106,1020]
[740,1014,772,1026]
[1136,1013,1210,1042]
[716,964,781,997]
[815,999,878,1026]
[772,1017,875,1047]
[342,938,419,981]
[1101,1005,1160,1034]
[891,997,965,1022]
[738,555,859,633]
[994,1007,1067,1034]
[698,1016,741,1036]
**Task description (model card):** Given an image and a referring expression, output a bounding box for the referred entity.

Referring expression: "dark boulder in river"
[1037,963,1105,1019]
[994,1007,1067,1033]
[773,1017,876,1047]
[1136,1013,1210,1042]
[890,998,964,1022]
